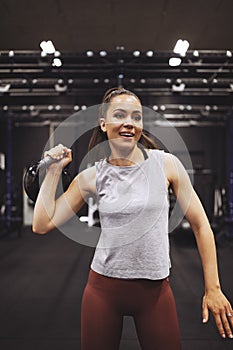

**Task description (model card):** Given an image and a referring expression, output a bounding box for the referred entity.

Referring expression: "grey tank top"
[90,149,170,280]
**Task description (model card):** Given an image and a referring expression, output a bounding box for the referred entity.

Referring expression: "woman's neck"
[108,145,145,166]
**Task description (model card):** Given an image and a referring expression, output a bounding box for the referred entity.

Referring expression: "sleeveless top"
[90,149,170,280]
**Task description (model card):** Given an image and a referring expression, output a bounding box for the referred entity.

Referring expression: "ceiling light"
[133,50,140,57]
[160,105,166,111]
[203,78,208,84]
[86,50,94,57]
[166,78,172,84]
[0,83,11,92]
[140,78,146,84]
[22,105,27,111]
[40,40,56,54]
[55,105,61,110]
[118,74,124,79]
[41,51,47,57]
[93,78,99,83]
[81,105,87,110]
[48,105,53,110]
[8,50,14,57]
[173,39,189,57]
[226,50,232,57]
[213,78,218,83]
[130,78,136,83]
[32,79,37,84]
[55,82,67,92]
[169,57,182,67]
[152,105,158,111]
[172,83,186,92]
[99,50,107,57]
[54,51,61,57]
[187,105,192,110]
[193,50,199,57]
[52,58,62,67]
[68,79,73,84]
[3,105,8,111]
[146,50,154,57]
[74,105,79,111]
[104,78,110,83]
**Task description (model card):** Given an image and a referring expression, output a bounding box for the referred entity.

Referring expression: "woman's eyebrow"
[112,108,142,113]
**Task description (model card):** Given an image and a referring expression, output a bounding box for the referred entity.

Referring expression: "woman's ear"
[99,118,107,132]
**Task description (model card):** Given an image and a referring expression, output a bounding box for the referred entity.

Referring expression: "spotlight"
[173,39,189,57]
[32,79,38,84]
[74,105,80,111]
[68,79,73,84]
[40,40,56,54]
[3,106,8,111]
[22,105,27,111]
[213,78,218,84]
[104,78,110,83]
[118,74,124,79]
[140,78,146,84]
[8,50,14,57]
[93,78,99,84]
[81,105,87,110]
[54,51,61,57]
[55,81,67,92]
[99,50,107,57]
[169,57,182,67]
[41,51,47,57]
[152,105,158,111]
[48,105,54,110]
[193,50,199,57]
[133,50,140,57]
[0,83,11,93]
[52,58,62,67]
[86,50,94,57]
[130,78,136,83]
[146,50,154,57]
[160,105,166,111]
[203,78,208,84]
[55,105,61,111]
[166,78,172,84]
[226,50,232,58]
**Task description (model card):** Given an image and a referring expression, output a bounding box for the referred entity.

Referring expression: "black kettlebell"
[23,162,72,203]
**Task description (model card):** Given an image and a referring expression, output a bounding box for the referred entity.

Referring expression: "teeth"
[120,132,134,137]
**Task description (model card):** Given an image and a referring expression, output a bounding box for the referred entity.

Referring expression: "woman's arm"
[32,144,96,234]
[165,153,233,339]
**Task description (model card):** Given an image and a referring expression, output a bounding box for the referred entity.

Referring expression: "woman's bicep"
[167,154,210,231]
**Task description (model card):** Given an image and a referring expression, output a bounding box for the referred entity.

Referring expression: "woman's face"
[100,94,143,151]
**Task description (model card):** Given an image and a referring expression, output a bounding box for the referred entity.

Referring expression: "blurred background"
[0,1,233,349]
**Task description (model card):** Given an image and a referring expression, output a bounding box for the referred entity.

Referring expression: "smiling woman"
[88,87,158,163]
[32,87,233,350]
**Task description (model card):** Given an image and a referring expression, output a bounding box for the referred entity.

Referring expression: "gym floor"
[0,225,232,350]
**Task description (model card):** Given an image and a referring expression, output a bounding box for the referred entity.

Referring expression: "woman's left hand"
[202,289,233,339]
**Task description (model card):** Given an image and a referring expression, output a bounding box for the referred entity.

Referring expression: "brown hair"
[88,87,157,160]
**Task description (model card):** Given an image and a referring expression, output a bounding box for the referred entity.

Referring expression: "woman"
[33,88,233,349]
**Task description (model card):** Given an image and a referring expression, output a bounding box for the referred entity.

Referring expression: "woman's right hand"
[44,144,72,170]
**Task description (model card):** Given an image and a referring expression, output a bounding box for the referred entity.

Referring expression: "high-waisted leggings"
[81,269,181,350]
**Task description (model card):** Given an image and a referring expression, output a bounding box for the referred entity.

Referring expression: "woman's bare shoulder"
[74,165,96,195]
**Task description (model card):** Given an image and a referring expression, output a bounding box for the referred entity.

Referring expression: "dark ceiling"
[0,0,233,52]
[0,0,233,124]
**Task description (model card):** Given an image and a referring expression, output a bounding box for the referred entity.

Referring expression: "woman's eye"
[133,114,142,121]
[114,113,125,119]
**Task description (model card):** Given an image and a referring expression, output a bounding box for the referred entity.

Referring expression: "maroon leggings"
[81,269,181,350]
